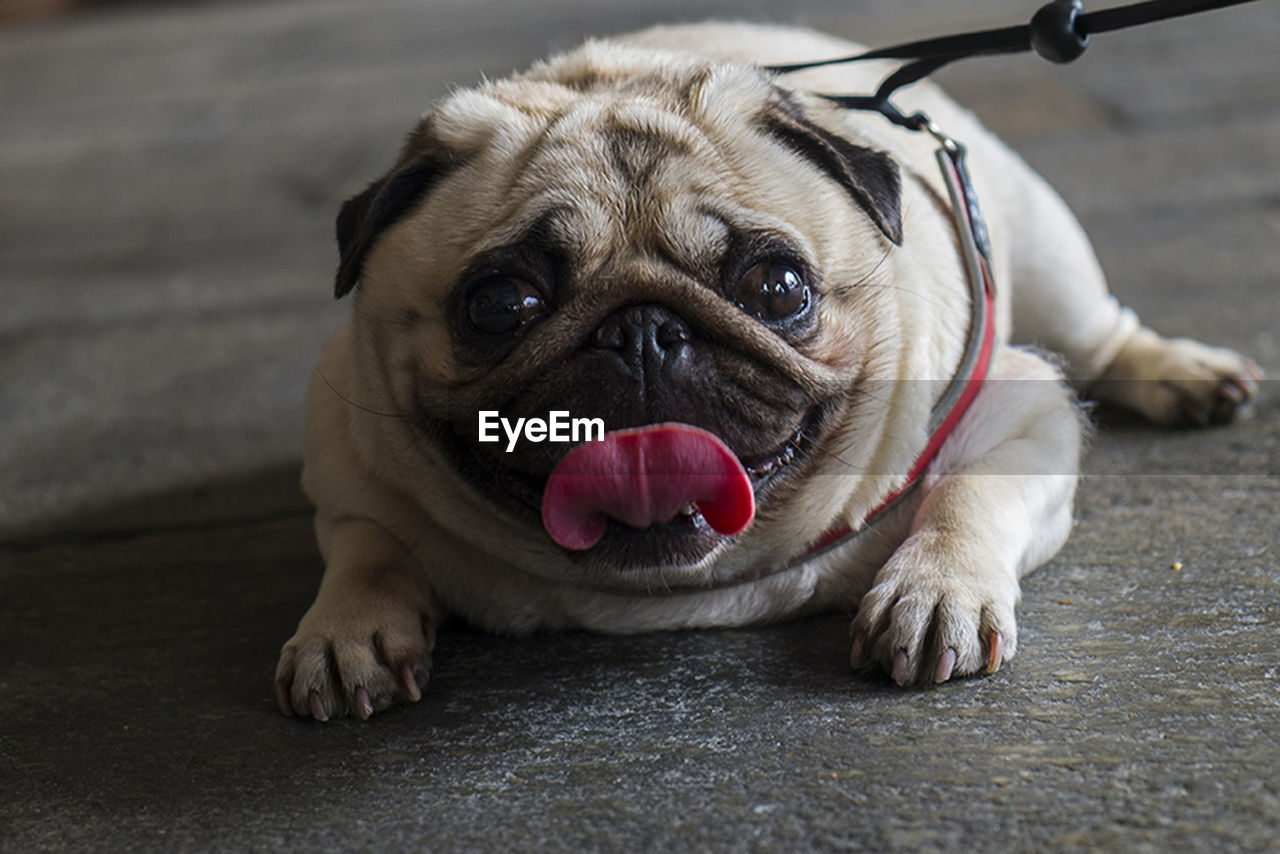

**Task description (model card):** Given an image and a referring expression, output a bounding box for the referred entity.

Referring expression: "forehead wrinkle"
[464,192,609,264]
[652,200,731,277]
[503,136,636,262]
[479,103,623,261]
[478,90,759,280]
[698,198,818,258]
[604,97,717,159]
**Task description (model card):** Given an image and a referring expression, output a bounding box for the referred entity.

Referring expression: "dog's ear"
[760,101,903,245]
[334,115,461,300]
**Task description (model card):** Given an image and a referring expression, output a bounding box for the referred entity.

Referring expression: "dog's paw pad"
[1095,331,1263,427]
[850,546,1018,686]
[275,607,435,722]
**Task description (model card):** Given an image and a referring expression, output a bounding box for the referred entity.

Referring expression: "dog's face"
[334,43,917,588]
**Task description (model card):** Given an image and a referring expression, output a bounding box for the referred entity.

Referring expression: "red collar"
[795,137,997,563]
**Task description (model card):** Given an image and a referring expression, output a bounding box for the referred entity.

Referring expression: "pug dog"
[275,22,1262,721]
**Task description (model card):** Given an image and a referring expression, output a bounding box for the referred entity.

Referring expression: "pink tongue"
[541,422,755,550]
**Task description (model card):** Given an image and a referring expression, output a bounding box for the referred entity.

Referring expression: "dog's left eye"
[465,276,548,336]
[732,262,809,322]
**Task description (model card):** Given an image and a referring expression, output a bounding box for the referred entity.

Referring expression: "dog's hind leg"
[989,149,1262,426]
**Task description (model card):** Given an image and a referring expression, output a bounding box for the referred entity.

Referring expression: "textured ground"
[2,0,1278,850]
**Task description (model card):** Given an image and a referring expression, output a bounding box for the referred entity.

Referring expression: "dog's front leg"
[850,347,1082,685]
[275,515,437,721]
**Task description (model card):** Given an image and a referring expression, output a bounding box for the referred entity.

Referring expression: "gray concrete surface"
[2,0,1278,850]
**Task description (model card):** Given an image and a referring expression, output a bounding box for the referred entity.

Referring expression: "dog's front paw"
[275,596,435,722]
[1093,328,1263,426]
[849,535,1018,686]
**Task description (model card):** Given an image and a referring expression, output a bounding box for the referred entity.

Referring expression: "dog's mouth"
[441,403,829,569]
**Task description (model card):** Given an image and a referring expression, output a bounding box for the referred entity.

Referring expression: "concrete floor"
[2,0,1278,850]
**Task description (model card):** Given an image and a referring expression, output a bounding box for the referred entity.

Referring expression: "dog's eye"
[465,276,547,336]
[732,262,809,322]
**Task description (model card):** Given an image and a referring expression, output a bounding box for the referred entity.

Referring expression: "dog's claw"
[1219,379,1245,405]
[275,678,294,717]
[849,632,867,669]
[400,664,422,702]
[309,691,328,723]
[986,631,1004,674]
[1242,359,1265,384]
[934,647,957,683]
[891,649,910,685]
[354,687,374,721]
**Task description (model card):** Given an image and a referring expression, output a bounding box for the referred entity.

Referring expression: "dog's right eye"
[465,276,548,336]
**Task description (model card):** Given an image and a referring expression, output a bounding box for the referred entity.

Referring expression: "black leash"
[766,0,1262,130]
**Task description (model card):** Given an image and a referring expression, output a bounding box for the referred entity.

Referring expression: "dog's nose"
[591,303,691,379]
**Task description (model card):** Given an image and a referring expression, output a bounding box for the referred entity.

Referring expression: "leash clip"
[926,120,994,284]
[915,112,961,153]
[890,109,995,280]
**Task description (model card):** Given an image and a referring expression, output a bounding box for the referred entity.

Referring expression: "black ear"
[333,157,447,299]
[760,107,903,245]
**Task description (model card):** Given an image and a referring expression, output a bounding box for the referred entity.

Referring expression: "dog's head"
[330,41,927,588]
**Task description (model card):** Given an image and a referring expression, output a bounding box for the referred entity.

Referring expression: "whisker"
[388,415,432,463]
[315,367,414,419]
[829,244,953,312]
[829,245,894,297]
[795,383,917,477]
[857,281,949,310]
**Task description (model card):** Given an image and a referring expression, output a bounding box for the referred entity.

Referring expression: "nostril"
[592,319,626,350]
[589,303,691,358]
[656,319,690,349]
